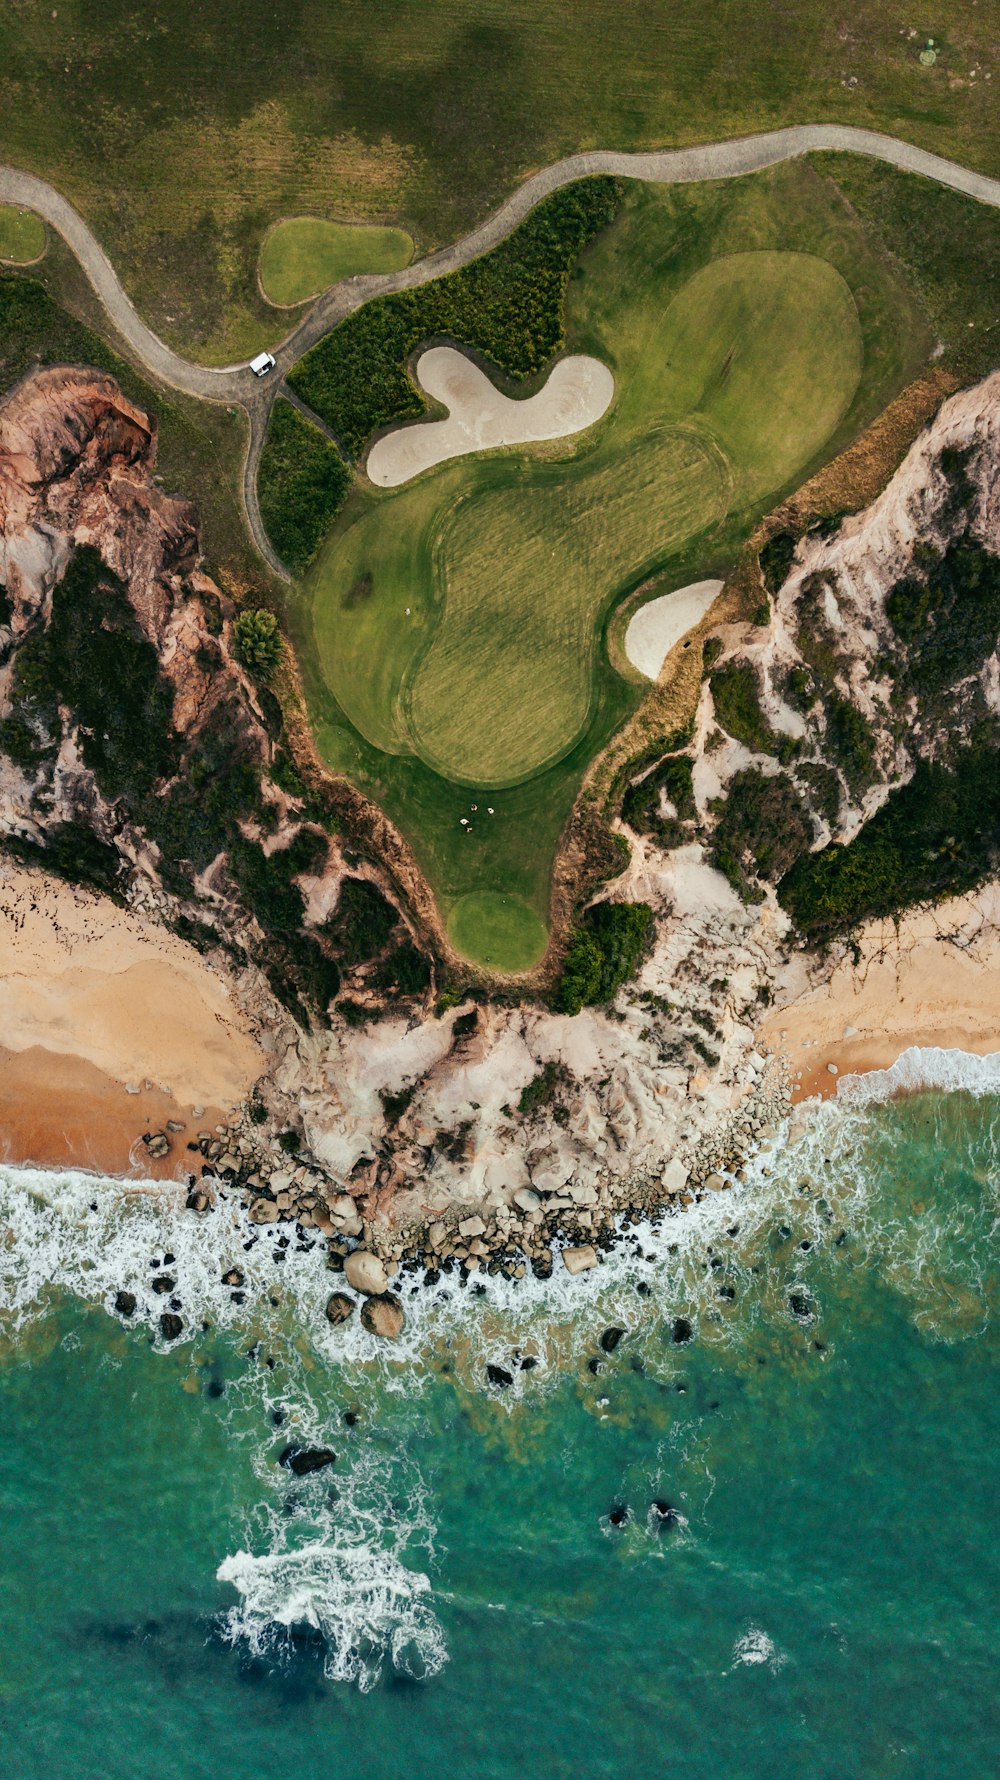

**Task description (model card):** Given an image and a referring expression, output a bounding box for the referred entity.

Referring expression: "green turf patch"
[258,399,351,573]
[447,890,548,971]
[286,162,932,965]
[288,178,623,457]
[0,207,44,264]
[260,217,413,306]
[310,247,861,786]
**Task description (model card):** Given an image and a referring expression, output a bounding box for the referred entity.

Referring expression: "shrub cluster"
[712,769,812,900]
[557,900,653,1016]
[321,876,399,965]
[257,399,351,573]
[710,660,786,758]
[621,753,696,849]
[288,178,623,459]
[233,607,282,678]
[779,728,1000,939]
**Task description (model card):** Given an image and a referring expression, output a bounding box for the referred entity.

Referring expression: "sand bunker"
[624,579,725,680]
[366,345,614,487]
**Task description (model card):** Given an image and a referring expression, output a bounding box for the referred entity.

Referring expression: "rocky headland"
[3,364,1000,1335]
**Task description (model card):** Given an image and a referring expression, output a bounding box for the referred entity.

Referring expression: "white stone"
[661,1157,690,1196]
[561,1244,598,1275]
[343,1250,389,1296]
[458,1214,486,1239]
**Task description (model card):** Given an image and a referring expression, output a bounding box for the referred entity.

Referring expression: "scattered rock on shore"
[159,1312,183,1341]
[114,1290,136,1318]
[344,1250,388,1296]
[561,1244,598,1275]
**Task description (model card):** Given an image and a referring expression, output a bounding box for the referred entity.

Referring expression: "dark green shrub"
[375,942,431,997]
[323,876,398,964]
[288,178,622,458]
[258,399,351,572]
[824,693,876,794]
[712,769,811,898]
[233,608,282,678]
[710,661,778,755]
[622,753,696,847]
[519,1060,559,1115]
[759,531,798,594]
[557,900,654,1015]
[796,762,842,827]
[1,822,123,898]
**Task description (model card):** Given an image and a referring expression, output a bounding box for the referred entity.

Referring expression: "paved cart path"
[4,126,1000,575]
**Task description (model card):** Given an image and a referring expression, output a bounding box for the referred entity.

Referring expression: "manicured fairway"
[290,163,931,968]
[260,217,413,305]
[0,206,44,263]
[309,249,861,787]
[447,891,549,970]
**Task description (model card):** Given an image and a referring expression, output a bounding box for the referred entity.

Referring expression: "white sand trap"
[624,579,725,680]
[366,345,614,487]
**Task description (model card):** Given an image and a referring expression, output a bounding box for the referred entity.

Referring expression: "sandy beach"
[759,884,1000,1101]
[0,865,264,1177]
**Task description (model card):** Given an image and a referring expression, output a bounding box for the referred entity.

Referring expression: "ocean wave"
[731,1625,786,1671]
[837,1045,1000,1104]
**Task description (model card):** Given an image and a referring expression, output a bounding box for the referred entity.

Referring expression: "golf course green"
[260,217,413,306]
[288,165,931,971]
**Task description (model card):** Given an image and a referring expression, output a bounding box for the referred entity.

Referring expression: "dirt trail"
[3,126,1000,574]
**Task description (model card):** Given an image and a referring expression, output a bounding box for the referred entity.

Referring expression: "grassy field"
[0,208,45,265]
[260,218,413,305]
[287,160,932,966]
[0,2,996,361]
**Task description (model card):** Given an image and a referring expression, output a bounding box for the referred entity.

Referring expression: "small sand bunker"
[366,345,614,487]
[624,579,725,680]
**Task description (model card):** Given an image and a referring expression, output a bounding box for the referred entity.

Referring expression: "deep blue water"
[0,1084,997,1779]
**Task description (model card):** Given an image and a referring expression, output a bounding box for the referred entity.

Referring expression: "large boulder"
[159,1311,183,1341]
[328,1194,364,1238]
[561,1244,598,1276]
[325,1291,356,1326]
[360,1293,404,1340]
[344,1249,388,1296]
[114,1289,136,1318]
[279,1444,335,1476]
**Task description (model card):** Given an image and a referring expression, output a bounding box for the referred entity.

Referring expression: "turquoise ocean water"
[0,1063,997,1779]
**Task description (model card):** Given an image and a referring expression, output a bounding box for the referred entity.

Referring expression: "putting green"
[447,891,549,971]
[260,217,413,306]
[308,250,861,786]
[0,206,44,264]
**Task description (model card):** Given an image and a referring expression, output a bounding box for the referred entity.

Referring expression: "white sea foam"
[217,1529,446,1691]
[731,1625,785,1670]
[838,1044,1000,1104]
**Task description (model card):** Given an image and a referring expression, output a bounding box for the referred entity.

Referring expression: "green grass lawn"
[0,207,45,264]
[287,160,931,968]
[260,218,413,306]
[0,1,996,361]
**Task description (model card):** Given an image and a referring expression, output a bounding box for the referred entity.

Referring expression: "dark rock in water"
[777,1225,792,1241]
[789,1291,813,1320]
[114,1290,136,1318]
[325,1292,355,1326]
[151,1275,174,1295]
[600,1326,625,1354]
[222,1268,244,1288]
[207,1379,225,1399]
[635,1280,651,1297]
[360,1293,405,1339]
[834,1231,848,1247]
[423,1267,440,1287]
[271,1408,286,1427]
[587,1357,603,1376]
[343,1410,360,1426]
[608,1504,629,1527]
[675,1382,687,1393]
[279,1445,336,1477]
[520,1356,538,1372]
[530,1253,554,1280]
[718,1284,736,1301]
[159,1312,183,1342]
[651,1499,681,1528]
[164,1253,176,1266]
[672,1316,693,1344]
[487,1363,514,1388]
[812,1339,827,1353]
[230,1290,246,1305]
[799,1239,812,1251]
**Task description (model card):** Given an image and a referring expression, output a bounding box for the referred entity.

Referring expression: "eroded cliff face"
[2,363,1000,1265]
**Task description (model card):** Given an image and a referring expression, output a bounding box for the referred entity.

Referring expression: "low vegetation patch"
[321,876,399,964]
[260,217,413,307]
[779,729,1000,938]
[710,661,783,758]
[258,399,351,574]
[0,207,44,264]
[288,178,622,458]
[622,753,696,848]
[712,769,812,899]
[557,900,653,1015]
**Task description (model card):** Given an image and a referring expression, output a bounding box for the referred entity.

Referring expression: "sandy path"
[624,579,725,679]
[0,866,264,1172]
[758,884,1000,1102]
[366,346,614,486]
[5,127,1000,575]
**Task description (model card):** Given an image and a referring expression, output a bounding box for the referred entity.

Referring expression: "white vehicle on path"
[249,351,276,377]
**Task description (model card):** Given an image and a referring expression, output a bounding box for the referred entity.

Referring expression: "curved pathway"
[4,124,1000,575]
